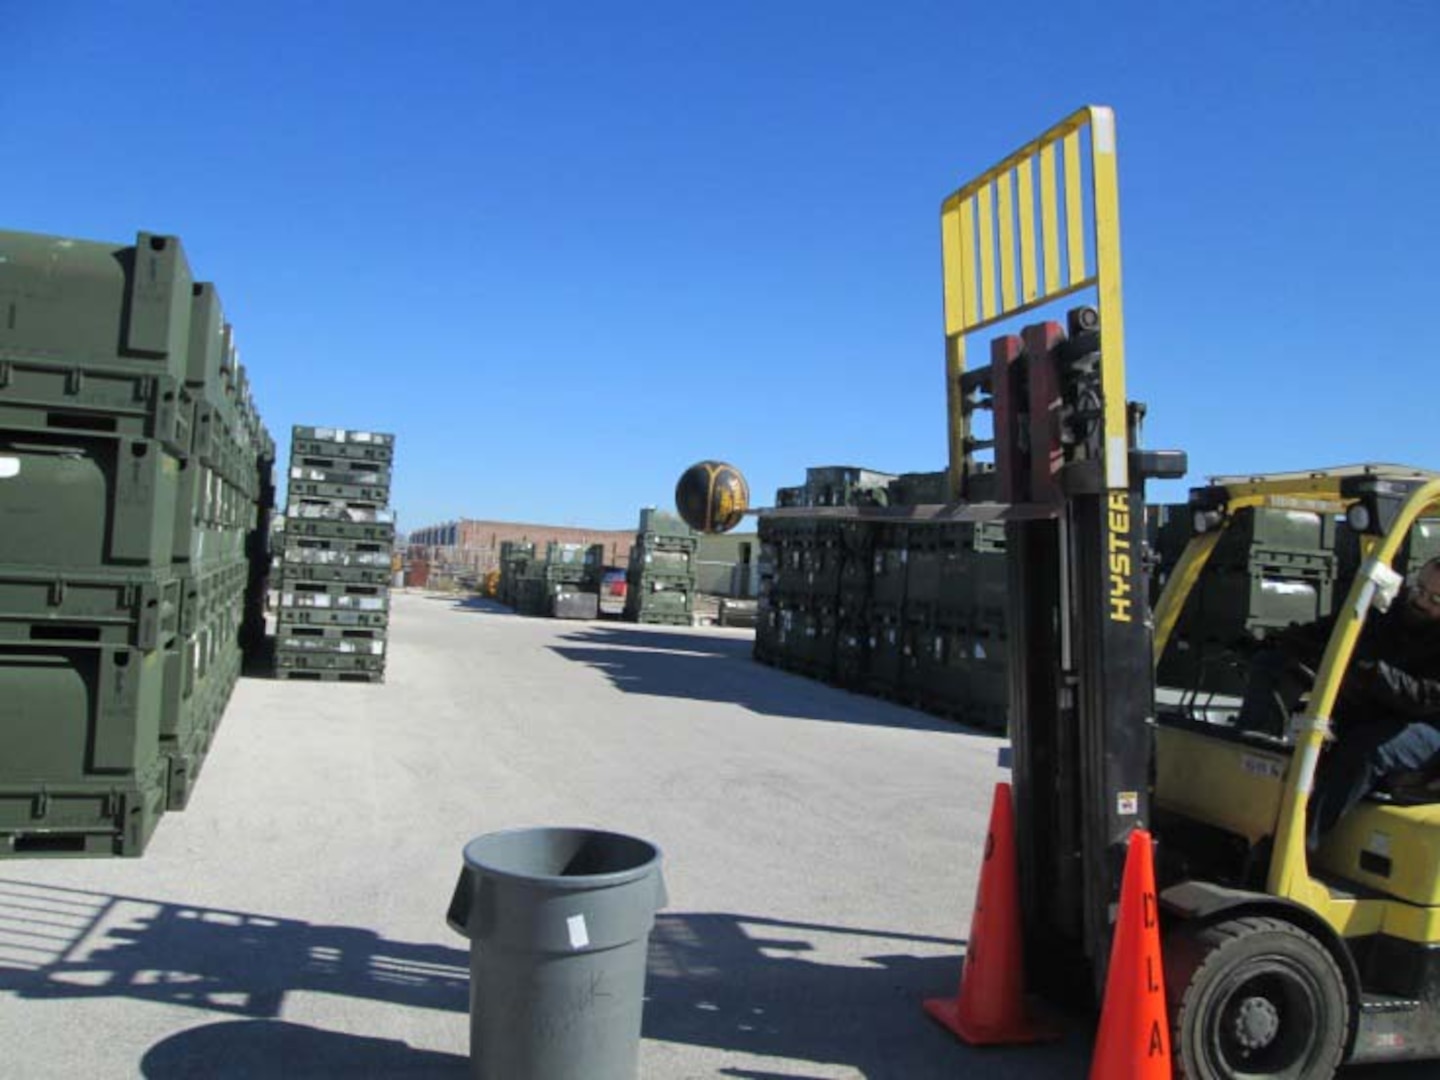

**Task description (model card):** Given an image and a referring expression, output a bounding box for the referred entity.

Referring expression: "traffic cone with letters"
[1089,828,1172,1079]
[924,781,1059,1044]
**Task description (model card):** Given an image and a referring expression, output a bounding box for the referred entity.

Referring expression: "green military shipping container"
[275,621,386,649]
[287,479,391,504]
[277,562,391,587]
[633,545,696,578]
[910,619,1008,731]
[161,613,242,811]
[0,365,194,458]
[178,559,248,637]
[624,574,693,625]
[1207,507,1339,573]
[904,528,943,618]
[0,229,194,379]
[289,459,393,488]
[173,458,252,567]
[836,520,874,600]
[1157,568,1336,697]
[291,435,395,464]
[804,465,897,508]
[274,668,384,683]
[185,282,227,398]
[637,508,692,538]
[933,522,1007,626]
[274,605,388,629]
[288,500,395,524]
[753,601,779,664]
[864,609,906,696]
[888,470,951,507]
[279,581,389,612]
[0,433,182,570]
[0,643,169,814]
[275,649,385,673]
[292,425,395,448]
[834,614,871,689]
[285,517,396,544]
[0,567,181,651]
[0,778,167,857]
[282,539,392,568]
[795,602,838,680]
[870,525,911,609]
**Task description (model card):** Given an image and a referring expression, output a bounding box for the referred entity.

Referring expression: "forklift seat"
[1374,760,1440,806]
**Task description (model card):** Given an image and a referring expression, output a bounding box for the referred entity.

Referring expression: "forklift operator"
[1241,557,1440,848]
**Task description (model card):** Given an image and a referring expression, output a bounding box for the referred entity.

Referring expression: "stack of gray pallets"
[276,426,396,683]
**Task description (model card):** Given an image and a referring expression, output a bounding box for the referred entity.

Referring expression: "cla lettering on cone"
[1090,828,1171,1080]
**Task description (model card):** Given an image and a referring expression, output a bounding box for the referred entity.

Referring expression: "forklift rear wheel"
[1167,915,1348,1080]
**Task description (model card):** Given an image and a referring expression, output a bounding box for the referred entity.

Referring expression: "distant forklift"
[940,107,1440,1077]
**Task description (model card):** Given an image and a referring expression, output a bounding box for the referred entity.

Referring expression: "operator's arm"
[1355,660,1440,720]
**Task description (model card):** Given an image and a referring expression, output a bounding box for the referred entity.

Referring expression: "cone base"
[923,995,1062,1046]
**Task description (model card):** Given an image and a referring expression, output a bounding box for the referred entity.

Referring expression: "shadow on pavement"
[645,912,1087,1079]
[449,596,510,614]
[550,626,966,732]
[141,1019,467,1079]
[0,879,468,1018]
[0,878,1100,1079]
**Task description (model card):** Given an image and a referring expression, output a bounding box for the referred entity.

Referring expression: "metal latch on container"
[32,790,48,819]
[66,368,83,395]
[49,579,66,607]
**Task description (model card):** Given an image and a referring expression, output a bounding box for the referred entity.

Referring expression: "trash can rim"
[461,825,663,890]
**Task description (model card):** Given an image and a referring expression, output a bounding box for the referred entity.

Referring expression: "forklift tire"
[1166,915,1348,1080]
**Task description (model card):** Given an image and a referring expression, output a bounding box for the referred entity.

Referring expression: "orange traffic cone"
[924,781,1059,1044]
[1089,828,1172,1079]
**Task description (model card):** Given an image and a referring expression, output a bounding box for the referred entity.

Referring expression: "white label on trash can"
[566,914,590,949]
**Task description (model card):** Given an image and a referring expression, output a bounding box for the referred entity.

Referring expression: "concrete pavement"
[0,592,1419,1078]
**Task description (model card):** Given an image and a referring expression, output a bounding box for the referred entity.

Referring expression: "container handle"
[445,866,475,938]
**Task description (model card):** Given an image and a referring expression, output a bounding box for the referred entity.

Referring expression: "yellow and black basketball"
[675,461,750,534]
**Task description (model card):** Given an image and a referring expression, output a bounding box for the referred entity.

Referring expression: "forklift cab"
[1151,466,1440,1068]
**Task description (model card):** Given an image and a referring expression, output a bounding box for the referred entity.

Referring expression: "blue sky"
[7,2,1437,531]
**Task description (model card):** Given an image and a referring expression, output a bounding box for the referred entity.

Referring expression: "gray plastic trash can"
[446,826,667,1080]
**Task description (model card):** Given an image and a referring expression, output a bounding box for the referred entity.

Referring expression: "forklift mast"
[941,106,1184,1000]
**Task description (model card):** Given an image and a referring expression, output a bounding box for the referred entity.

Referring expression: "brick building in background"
[408,518,638,573]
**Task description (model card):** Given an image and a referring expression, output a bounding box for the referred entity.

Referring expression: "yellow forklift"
[937,107,1440,1077]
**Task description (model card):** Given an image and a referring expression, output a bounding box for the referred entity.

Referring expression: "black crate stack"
[275,427,396,683]
[0,228,273,856]
[755,466,1008,730]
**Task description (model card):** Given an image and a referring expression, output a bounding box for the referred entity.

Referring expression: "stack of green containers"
[275,427,396,682]
[625,509,697,625]
[516,542,603,618]
[0,228,274,856]
[754,467,1008,731]
[497,540,535,609]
